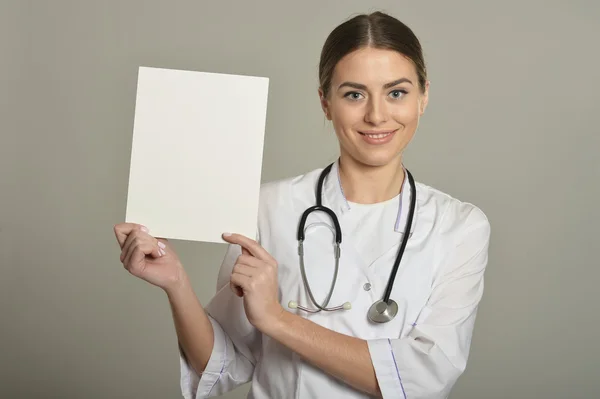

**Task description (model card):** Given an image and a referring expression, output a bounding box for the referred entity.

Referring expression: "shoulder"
[416,180,491,245]
[415,181,491,279]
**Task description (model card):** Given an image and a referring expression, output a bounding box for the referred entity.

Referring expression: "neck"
[337,154,405,204]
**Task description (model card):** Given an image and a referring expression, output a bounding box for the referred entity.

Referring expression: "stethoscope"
[287,162,416,323]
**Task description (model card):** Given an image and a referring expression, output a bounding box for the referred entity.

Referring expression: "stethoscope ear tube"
[297,163,342,243]
[296,205,342,243]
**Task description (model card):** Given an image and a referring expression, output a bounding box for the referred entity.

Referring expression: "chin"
[351,149,402,168]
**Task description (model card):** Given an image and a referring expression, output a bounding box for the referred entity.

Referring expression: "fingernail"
[141,226,149,233]
[223,232,232,237]
[158,241,166,249]
[159,248,166,256]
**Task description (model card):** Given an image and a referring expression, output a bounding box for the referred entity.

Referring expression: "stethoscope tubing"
[291,162,416,322]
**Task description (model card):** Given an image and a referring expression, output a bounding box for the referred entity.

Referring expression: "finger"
[223,233,276,265]
[121,232,140,262]
[229,275,244,298]
[236,254,263,268]
[156,238,169,251]
[123,243,137,271]
[123,240,141,269]
[123,239,162,268]
[128,246,146,274]
[230,272,251,293]
[232,263,256,278]
[114,223,148,247]
[230,282,244,297]
[121,231,161,263]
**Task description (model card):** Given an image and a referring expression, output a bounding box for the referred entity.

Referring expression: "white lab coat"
[179,160,491,399]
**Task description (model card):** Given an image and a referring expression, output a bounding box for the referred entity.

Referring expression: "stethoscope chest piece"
[367,299,399,323]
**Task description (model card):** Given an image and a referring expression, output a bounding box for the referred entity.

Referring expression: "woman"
[114,11,490,399]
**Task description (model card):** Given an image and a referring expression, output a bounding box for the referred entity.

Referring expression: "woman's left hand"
[222,233,284,331]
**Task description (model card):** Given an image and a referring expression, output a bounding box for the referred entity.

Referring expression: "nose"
[364,97,388,125]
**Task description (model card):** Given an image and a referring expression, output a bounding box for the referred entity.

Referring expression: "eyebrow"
[337,78,414,91]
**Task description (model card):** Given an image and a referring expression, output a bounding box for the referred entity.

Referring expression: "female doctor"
[114,11,490,399]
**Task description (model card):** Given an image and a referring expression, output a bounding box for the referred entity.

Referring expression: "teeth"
[363,132,391,139]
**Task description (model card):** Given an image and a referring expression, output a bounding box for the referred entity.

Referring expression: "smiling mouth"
[359,130,397,138]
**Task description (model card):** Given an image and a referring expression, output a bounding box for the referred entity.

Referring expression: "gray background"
[2,1,599,398]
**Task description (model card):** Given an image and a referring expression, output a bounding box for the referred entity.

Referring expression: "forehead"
[331,47,418,85]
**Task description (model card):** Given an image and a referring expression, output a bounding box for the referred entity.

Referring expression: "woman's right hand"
[113,223,187,292]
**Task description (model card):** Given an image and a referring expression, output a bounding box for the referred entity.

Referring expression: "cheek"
[393,103,421,125]
[331,105,362,129]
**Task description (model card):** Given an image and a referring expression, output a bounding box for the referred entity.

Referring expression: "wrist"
[163,269,191,298]
[258,303,288,336]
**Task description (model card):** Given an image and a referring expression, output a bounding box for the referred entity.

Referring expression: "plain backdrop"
[2,1,599,398]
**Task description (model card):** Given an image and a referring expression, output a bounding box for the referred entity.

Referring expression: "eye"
[389,89,407,99]
[344,91,364,101]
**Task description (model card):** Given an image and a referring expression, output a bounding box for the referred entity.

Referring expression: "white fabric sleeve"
[368,207,491,399]
[179,240,262,398]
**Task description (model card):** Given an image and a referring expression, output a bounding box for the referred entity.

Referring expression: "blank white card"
[125,66,269,243]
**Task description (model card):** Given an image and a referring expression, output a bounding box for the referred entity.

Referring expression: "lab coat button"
[363,283,371,291]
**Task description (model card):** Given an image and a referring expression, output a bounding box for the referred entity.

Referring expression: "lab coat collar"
[322,159,417,236]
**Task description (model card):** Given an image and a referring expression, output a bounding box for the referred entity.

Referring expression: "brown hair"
[318,11,427,98]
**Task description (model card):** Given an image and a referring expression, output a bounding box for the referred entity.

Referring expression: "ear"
[419,80,430,116]
[318,87,332,120]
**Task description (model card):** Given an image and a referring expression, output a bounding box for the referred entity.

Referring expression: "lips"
[358,129,398,145]
[359,131,395,138]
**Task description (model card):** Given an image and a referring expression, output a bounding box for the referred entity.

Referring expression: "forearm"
[165,275,214,376]
[262,311,381,397]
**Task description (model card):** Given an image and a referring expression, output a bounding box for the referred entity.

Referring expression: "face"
[319,47,429,168]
